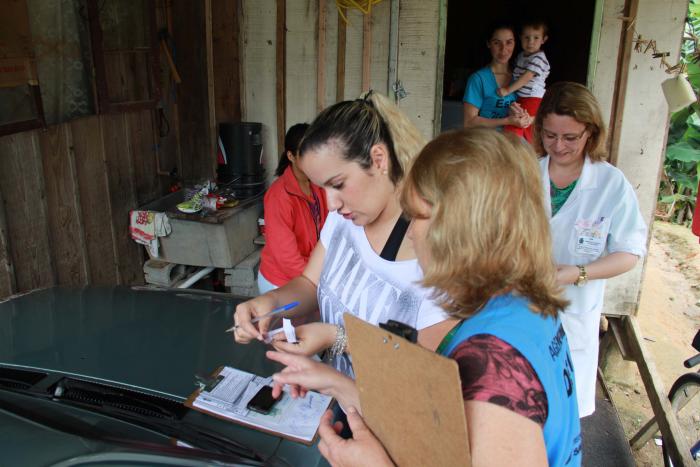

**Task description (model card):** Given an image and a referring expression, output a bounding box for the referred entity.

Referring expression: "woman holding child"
[463,24,531,131]
[267,129,582,467]
[534,82,648,417]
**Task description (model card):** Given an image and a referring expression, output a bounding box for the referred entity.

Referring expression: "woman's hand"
[266,351,358,404]
[232,294,279,343]
[270,322,337,356]
[318,407,394,467]
[508,103,532,128]
[556,264,580,286]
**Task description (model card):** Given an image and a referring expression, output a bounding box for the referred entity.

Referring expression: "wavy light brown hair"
[533,81,608,162]
[401,128,568,318]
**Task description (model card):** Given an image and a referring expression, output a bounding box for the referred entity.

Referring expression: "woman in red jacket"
[257,123,329,293]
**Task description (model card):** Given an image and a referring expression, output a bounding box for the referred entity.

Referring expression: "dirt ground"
[604,221,700,466]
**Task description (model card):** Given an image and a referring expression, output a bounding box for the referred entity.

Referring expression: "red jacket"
[259,166,328,286]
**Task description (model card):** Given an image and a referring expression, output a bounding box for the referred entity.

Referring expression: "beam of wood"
[387,0,399,101]
[361,10,371,92]
[622,315,694,465]
[630,415,660,451]
[0,189,17,297]
[0,132,55,292]
[607,315,633,361]
[276,0,286,152]
[336,7,346,102]
[432,0,447,137]
[205,0,217,178]
[39,124,89,286]
[317,0,326,113]
[212,0,242,123]
[71,118,118,286]
[172,0,216,181]
[608,0,639,166]
[100,113,143,285]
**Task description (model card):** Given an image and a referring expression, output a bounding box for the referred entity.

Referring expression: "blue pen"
[225,301,300,333]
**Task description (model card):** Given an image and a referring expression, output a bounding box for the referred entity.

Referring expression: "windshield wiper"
[48,378,272,464]
[51,378,184,420]
[0,374,285,465]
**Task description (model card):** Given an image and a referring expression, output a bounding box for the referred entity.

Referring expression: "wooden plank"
[39,124,89,286]
[172,0,216,182]
[608,0,639,165]
[205,0,217,164]
[127,109,161,205]
[343,8,363,99]
[101,113,144,285]
[212,0,242,123]
[607,315,633,360]
[396,0,441,139]
[369,0,390,95]
[336,7,346,101]
[286,0,318,127]
[0,189,16,298]
[387,0,399,101]
[322,0,338,106]
[432,0,447,137]
[70,117,119,286]
[623,315,694,466]
[0,131,55,293]
[362,10,371,92]
[317,0,326,113]
[276,0,286,154]
[239,0,278,180]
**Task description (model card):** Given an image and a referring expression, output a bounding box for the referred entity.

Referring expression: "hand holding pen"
[229,300,300,342]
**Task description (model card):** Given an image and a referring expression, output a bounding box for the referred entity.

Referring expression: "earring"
[382,170,388,175]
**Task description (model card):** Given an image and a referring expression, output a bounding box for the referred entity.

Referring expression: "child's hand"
[497,87,509,97]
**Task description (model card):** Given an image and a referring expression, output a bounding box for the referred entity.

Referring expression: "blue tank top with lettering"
[441,293,582,467]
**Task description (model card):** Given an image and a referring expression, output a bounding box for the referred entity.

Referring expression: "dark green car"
[0,286,328,466]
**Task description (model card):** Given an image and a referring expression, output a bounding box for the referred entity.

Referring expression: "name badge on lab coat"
[573,217,609,256]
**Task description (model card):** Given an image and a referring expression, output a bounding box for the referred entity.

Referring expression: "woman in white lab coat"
[532,82,648,417]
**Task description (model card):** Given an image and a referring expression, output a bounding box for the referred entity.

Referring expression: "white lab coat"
[540,155,648,417]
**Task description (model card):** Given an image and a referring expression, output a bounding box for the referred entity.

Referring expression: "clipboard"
[184,366,333,446]
[345,313,471,466]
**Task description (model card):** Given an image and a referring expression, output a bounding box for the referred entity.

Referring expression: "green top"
[550,179,578,216]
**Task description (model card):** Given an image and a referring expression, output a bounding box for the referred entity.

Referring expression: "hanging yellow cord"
[335,0,384,24]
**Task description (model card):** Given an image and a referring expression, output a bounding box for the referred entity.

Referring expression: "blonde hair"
[299,91,426,183]
[533,81,608,162]
[401,128,568,318]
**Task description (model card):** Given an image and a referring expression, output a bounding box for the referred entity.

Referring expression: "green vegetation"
[659,0,700,225]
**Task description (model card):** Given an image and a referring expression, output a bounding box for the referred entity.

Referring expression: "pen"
[225,301,300,333]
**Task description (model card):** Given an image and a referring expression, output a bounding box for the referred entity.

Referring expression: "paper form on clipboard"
[185,366,333,445]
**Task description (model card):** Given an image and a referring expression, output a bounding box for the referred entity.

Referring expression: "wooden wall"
[240,0,446,179]
[0,109,163,300]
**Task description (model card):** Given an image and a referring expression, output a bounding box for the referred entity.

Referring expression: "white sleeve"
[415,290,450,330]
[320,211,340,249]
[606,180,648,257]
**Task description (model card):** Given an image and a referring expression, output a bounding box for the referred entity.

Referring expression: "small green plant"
[659,0,700,225]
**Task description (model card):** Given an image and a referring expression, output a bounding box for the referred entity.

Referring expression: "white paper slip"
[262,319,297,344]
[188,366,333,444]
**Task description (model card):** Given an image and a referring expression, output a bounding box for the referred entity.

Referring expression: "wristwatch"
[574,265,588,287]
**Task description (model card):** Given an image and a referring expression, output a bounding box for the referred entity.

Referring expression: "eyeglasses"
[541,128,588,146]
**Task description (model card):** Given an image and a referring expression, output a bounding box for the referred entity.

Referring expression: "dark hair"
[298,92,426,185]
[275,123,310,177]
[521,19,548,37]
[486,22,516,42]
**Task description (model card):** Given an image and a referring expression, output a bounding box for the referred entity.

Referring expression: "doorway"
[440,0,597,131]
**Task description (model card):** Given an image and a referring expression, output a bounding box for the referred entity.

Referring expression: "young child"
[500,20,550,143]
